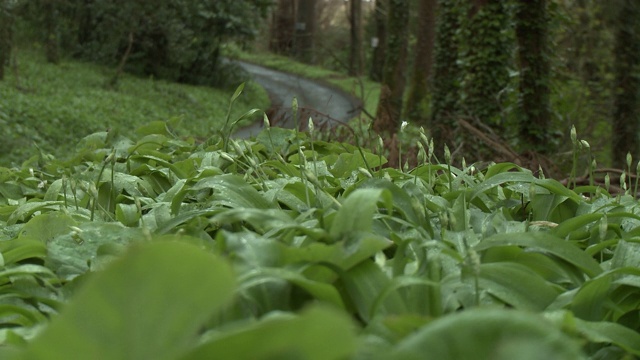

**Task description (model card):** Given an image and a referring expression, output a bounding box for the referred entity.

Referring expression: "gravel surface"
[233,61,362,138]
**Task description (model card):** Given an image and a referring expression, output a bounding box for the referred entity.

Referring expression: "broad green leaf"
[192,174,273,209]
[338,260,408,322]
[239,267,345,308]
[473,262,562,311]
[385,308,585,360]
[115,203,140,227]
[573,317,640,355]
[182,306,356,360]
[545,310,640,356]
[474,232,602,277]
[552,213,603,239]
[17,212,77,244]
[19,241,236,360]
[611,240,640,270]
[46,222,146,279]
[7,202,64,225]
[357,178,428,229]
[330,188,391,238]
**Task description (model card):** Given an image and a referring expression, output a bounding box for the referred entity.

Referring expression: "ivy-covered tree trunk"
[293,0,316,64]
[405,0,437,127]
[373,0,409,134]
[370,0,387,81]
[461,0,510,130]
[431,0,462,150]
[611,0,640,167]
[0,1,13,80]
[349,0,364,76]
[515,0,552,153]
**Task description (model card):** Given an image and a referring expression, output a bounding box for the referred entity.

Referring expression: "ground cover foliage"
[0,50,268,166]
[1,91,640,359]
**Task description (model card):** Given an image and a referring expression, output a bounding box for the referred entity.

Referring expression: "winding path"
[233,61,362,138]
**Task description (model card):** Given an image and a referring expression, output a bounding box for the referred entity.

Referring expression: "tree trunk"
[611,0,640,168]
[405,0,437,127]
[370,0,387,81]
[293,0,316,64]
[43,0,60,64]
[462,0,510,129]
[431,0,462,150]
[269,0,296,55]
[373,0,409,134]
[349,0,364,76]
[515,0,552,154]
[0,1,13,80]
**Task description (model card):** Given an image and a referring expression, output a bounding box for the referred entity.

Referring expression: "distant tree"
[270,0,296,55]
[349,0,364,76]
[293,0,317,64]
[611,0,640,167]
[43,0,59,64]
[405,0,437,127]
[25,0,274,86]
[515,0,552,153]
[0,1,14,80]
[461,0,510,130]
[373,0,409,134]
[370,0,387,81]
[431,0,462,149]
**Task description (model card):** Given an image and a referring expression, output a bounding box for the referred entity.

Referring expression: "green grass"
[0,49,269,165]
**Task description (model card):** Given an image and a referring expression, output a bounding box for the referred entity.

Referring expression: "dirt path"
[232,61,362,138]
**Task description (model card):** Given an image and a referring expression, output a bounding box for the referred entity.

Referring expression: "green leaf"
[330,188,391,238]
[182,306,356,360]
[239,268,345,309]
[385,308,585,360]
[192,174,273,209]
[19,241,236,360]
[474,232,603,277]
[338,260,408,322]
[573,317,640,355]
[474,262,562,311]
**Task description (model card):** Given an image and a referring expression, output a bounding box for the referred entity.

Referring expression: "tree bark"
[405,0,437,127]
[43,0,60,64]
[373,0,409,134]
[515,0,552,153]
[370,0,387,81]
[611,0,640,167]
[349,0,364,76]
[269,0,296,55]
[431,0,462,150]
[293,0,317,64]
[0,1,13,80]
[462,0,510,129]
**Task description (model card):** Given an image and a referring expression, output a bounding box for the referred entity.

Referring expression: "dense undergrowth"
[0,86,639,358]
[0,49,269,166]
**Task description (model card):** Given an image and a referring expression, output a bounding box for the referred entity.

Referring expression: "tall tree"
[349,0,364,76]
[515,0,552,153]
[370,0,387,81]
[461,0,510,130]
[431,0,462,149]
[43,0,60,64]
[0,1,14,80]
[373,0,409,134]
[405,0,437,126]
[269,0,296,55]
[293,0,317,64]
[611,0,640,167]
